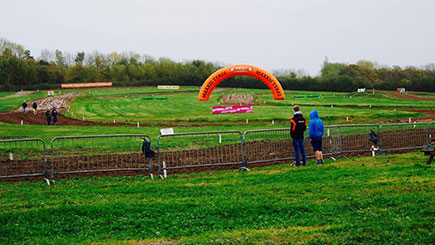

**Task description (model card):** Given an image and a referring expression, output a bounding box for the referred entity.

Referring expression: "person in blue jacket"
[309,109,324,165]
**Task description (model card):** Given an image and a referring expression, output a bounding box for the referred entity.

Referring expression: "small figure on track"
[22,101,27,115]
[32,101,38,114]
[52,108,58,125]
[45,110,51,125]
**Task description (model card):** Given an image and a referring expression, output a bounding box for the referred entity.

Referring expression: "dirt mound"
[220,94,256,105]
[4,91,33,98]
[16,93,78,112]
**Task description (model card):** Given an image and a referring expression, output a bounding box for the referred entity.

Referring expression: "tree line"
[1,38,434,92]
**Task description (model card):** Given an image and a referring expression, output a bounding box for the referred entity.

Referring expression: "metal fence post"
[338,126,343,158]
[241,133,246,168]
[377,124,383,154]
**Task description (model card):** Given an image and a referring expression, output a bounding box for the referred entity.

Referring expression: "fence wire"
[50,134,152,178]
[380,123,429,151]
[157,131,243,172]
[243,126,341,165]
[337,124,380,153]
[0,138,46,179]
[1,122,433,181]
[430,123,434,149]
[243,128,292,164]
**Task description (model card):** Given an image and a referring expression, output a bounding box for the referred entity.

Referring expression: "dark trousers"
[292,139,306,166]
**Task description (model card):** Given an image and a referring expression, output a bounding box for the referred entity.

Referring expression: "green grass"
[0,91,15,97]
[0,152,433,244]
[0,91,47,112]
[268,90,435,108]
[409,91,435,99]
[61,86,200,97]
[0,122,285,143]
[66,88,430,124]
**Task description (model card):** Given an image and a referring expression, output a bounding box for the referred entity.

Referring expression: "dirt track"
[4,91,34,98]
[382,91,435,102]
[0,110,255,127]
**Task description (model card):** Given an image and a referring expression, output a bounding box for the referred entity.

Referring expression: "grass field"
[0,91,47,112]
[65,87,430,124]
[0,86,433,141]
[0,152,433,244]
[0,122,285,143]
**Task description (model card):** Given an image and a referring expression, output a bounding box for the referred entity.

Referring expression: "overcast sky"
[1,0,434,75]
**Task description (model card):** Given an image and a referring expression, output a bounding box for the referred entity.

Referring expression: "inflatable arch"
[198,64,285,101]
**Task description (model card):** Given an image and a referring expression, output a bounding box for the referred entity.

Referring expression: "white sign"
[158,85,180,90]
[160,128,174,135]
[357,88,366,93]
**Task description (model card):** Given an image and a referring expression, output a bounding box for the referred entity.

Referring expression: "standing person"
[32,102,38,114]
[52,108,58,125]
[290,105,307,167]
[308,109,324,165]
[22,101,27,115]
[45,110,51,125]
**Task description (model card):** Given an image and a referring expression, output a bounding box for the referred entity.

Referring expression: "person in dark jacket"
[45,110,51,125]
[22,101,27,115]
[52,108,58,125]
[308,109,324,165]
[32,102,38,114]
[290,105,307,166]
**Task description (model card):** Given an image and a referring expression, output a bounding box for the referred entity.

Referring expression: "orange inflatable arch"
[199,64,285,101]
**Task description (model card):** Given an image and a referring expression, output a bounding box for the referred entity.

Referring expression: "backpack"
[142,138,156,158]
[369,130,379,145]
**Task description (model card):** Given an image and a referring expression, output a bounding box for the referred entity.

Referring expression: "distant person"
[22,101,27,115]
[32,102,38,114]
[290,105,307,167]
[308,109,324,165]
[45,110,51,125]
[52,108,58,125]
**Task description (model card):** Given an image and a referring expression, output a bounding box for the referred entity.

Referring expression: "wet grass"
[66,88,429,124]
[0,152,433,244]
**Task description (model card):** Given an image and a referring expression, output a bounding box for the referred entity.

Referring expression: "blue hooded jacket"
[308,110,324,139]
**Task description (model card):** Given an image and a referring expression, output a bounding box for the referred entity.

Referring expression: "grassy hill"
[0,152,433,244]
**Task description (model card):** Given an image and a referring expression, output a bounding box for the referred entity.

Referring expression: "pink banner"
[212,105,253,114]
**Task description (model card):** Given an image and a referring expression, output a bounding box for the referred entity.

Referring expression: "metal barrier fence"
[1,122,433,181]
[243,128,292,164]
[157,131,243,174]
[337,124,380,154]
[429,123,434,150]
[380,123,429,152]
[50,134,152,179]
[243,126,341,166]
[0,138,47,179]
